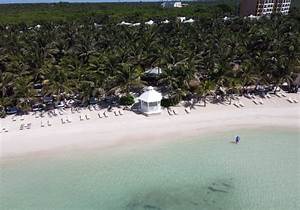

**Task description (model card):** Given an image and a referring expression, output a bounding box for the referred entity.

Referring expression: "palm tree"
[196,80,216,107]
[112,62,145,95]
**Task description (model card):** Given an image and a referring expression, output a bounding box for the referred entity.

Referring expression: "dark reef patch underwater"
[125,178,234,210]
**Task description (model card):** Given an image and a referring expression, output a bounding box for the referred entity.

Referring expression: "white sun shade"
[138,86,162,103]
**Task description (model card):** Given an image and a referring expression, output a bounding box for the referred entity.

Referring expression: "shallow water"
[1,128,300,210]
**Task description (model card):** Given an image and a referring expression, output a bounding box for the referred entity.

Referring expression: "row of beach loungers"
[10,109,126,132]
[233,101,245,108]
[60,117,72,124]
[79,110,124,121]
[20,123,32,130]
[287,98,298,103]
[167,108,179,116]
[275,92,287,98]
[244,92,298,105]
[0,127,8,133]
[252,99,264,105]
[168,107,195,115]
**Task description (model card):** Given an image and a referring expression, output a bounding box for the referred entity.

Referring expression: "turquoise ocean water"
[1,128,300,210]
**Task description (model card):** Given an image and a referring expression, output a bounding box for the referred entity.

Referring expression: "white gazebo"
[138,86,162,115]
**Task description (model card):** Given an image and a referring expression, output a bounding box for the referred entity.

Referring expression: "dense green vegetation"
[0,3,300,116]
[0,2,236,24]
[0,1,299,24]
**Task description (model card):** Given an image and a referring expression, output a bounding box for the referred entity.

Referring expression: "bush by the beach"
[120,95,135,106]
[161,97,180,108]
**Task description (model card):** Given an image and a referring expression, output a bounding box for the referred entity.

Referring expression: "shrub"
[119,94,135,106]
[161,97,180,108]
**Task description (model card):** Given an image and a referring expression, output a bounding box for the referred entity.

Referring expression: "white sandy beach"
[1,93,299,158]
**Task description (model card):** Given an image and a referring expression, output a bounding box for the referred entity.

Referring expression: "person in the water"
[235,136,240,144]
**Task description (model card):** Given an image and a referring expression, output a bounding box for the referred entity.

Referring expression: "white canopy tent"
[138,86,162,115]
[145,20,154,25]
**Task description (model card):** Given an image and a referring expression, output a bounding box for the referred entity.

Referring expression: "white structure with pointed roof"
[138,86,162,115]
[145,20,154,25]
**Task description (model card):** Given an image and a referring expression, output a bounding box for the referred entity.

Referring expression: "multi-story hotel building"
[274,0,292,15]
[240,0,292,16]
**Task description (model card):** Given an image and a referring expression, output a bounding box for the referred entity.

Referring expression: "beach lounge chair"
[266,93,271,99]
[66,116,72,123]
[4,128,8,132]
[26,123,31,129]
[114,111,119,116]
[287,98,294,103]
[173,110,179,115]
[12,116,16,121]
[20,124,24,130]
[85,114,90,120]
[233,102,240,108]
[185,108,191,114]
[253,100,259,105]
[239,102,245,107]
[293,99,298,103]
[103,112,109,118]
[61,118,65,124]
[259,99,264,105]
[275,92,281,97]
[281,92,287,97]
[41,121,45,127]
[119,110,124,115]
[80,115,84,121]
[20,115,24,121]
[251,95,256,99]
[47,120,52,126]
[168,109,173,116]
[98,113,102,118]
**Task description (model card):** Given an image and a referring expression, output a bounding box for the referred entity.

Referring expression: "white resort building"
[138,86,162,115]
[161,1,188,8]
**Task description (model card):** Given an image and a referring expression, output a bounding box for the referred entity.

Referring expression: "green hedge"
[161,97,180,108]
[119,94,135,106]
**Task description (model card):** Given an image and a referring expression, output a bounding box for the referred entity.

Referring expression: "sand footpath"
[1,93,299,158]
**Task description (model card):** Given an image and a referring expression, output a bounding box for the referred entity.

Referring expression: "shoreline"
[1,93,300,159]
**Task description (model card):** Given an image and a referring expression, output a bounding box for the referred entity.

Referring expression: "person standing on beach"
[235,135,240,144]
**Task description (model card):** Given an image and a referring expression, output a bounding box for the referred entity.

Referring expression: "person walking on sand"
[235,135,240,144]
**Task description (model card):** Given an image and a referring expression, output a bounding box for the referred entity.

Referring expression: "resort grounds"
[1,92,299,159]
